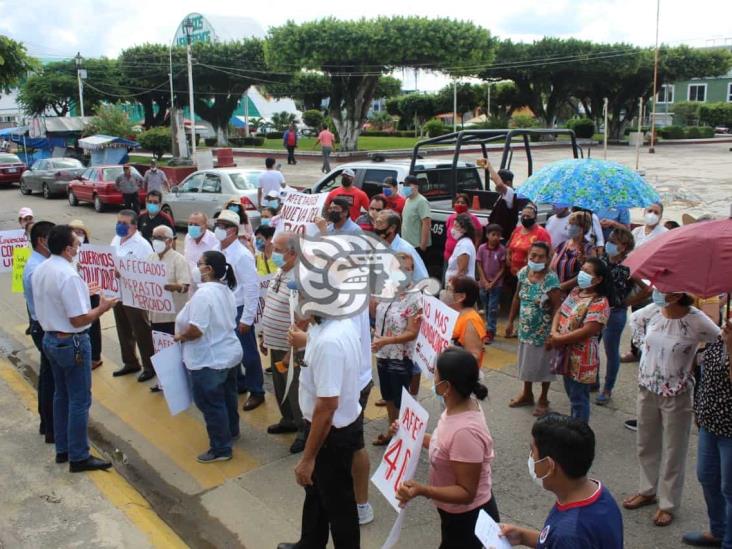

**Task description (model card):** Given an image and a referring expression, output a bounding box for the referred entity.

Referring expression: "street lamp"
[75,52,85,117]
[182,17,196,157]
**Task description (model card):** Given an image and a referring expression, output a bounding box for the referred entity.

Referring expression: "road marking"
[0,358,188,549]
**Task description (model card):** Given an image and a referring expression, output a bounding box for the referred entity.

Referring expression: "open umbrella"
[623,218,732,297]
[517,158,660,211]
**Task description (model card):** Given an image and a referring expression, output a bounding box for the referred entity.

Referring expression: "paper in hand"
[474,509,512,549]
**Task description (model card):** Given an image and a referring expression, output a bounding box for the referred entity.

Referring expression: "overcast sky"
[2,0,731,91]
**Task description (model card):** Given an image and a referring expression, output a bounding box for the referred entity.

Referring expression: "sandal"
[533,402,550,417]
[623,494,657,510]
[372,434,392,446]
[509,395,535,408]
[653,509,673,527]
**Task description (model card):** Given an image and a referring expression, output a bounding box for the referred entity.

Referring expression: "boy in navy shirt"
[500,414,623,548]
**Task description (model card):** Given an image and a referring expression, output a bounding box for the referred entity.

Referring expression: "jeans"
[321,146,332,172]
[43,332,92,462]
[479,286,502,334]
[698,427,732,548]
[235,306,264,395]
[30,320,54,440]
[563,376,590,422]
[602,307,627,393]
[377,358,412,408]
[190,366,239,456]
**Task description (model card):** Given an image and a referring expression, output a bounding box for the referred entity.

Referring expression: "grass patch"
[260,136,420,151]
[128,155,172,166]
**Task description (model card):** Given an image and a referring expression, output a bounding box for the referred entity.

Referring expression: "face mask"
[75,234,85,245]
[431,381,447,408]
[115,222,129,238]
[228,205,241,214]
[454,203,468,214]
[255,239,266,252]
[528,260,545,272]
[214,227,229,242]
[605,242,620,257]
[652,288,668,307]
[645,212,660,226]
[271,251,285,267]
[450,227,463,240]
[147,203,160,215]
[260,218,271,227]
[152,239,167,254]
[188,225,202,239]
[568,224,583,238]
[383,187,393,197]
[327,211,342,224]
[439,289,454,305]
[521,217,536,229]
[577,270,594,289]
[191,267,203,285]
[528,454,550,487]
[401,186,413,198]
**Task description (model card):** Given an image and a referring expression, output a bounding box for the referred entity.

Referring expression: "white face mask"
[645,212,660,226]
[214,227,229,242]
[152,239,167,254]
[528,453,550,487]
[191,267,203,285]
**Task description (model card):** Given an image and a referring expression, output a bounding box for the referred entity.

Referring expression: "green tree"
[302,109,325,129]
[0,35,37,94]
[375,75,402,99]
[266,17,495,150]
[271,111,298,131]
[137,126,172,159]
[264,71,331,111]
[435,82,483,127]
[387,92,437,133]
[83,104,135,137]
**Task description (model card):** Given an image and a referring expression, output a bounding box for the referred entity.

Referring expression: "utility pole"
[75,52,85,117]
[168,37,176,156]
[453,79,458,132]
[183,17,196,157]
[603,97,609,160]
[635,97,644,171]
[243,89,250,138]
[649,0,661,153]
[486,82,491,119]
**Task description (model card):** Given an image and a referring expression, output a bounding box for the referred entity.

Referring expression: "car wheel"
[93,195,105,213]
[19,179,31,195]
[42,183,51,199]
[68,191,78,207]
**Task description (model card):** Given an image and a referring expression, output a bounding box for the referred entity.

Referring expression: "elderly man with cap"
[400,175,431,256]
[214,209,265,410]
[381,177,405,215]
[115,164,143,213]
[325,168,370,222]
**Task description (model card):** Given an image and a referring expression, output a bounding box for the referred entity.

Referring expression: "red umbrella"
[623,219,732,298]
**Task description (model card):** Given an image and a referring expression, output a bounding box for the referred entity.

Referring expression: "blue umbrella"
[516,158,660,211]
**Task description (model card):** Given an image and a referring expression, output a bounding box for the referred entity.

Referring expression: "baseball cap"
[18,207,33,218]
[342,168,356,178]
[404,175,419,185]
[216,210,240,227]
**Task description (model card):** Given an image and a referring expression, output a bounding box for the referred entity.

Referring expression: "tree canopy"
[0,35,36,94]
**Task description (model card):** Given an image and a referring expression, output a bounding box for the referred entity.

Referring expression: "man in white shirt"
[110,210,157,382]
[184,211,219,293]
[33,224,117,472]
[215,210,265,410]
[258,157,286,207]
[374,210,429,282]
[280,312,363,549]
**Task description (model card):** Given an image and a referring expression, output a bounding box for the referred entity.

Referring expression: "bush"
[302,109,325,130]
[566,118,595,138]
[509,113,539,129]
[658,125,686,139]
[685,126,702,139]
[699,102,732,128]
[83,104,134,138]
[228,136,265,147]
[137,127,171,160]
[671,102,700,126]
[265,131,283,140]
[423,119,449,138]
[204,137,217,147]
[697,126,715,138]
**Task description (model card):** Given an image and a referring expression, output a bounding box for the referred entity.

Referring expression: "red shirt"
[507,225,552,276]
[326,187,370,221]
[384,194,405,215]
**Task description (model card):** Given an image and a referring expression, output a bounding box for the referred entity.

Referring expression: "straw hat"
[68,219,91,239]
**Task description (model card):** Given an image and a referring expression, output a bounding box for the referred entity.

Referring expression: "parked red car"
[0,153,27,185]
[68,165,147,212]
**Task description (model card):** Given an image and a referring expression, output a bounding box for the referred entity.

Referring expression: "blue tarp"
[0,126,28,137]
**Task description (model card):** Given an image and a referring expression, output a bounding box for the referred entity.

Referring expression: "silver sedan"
[162,168,263,228]
[20,157,85,198]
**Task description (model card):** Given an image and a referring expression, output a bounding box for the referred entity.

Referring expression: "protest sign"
[117,257,174,313]
[253,274,274,331]
[372,389,429,512]
[11,247,31,293]
[274,191,328,236]
[78,244,120,298]
[152,330,176,354]
[413,295,459,378]
[0,229,28,273]
[150,343,192,416]
[475,509,512,549]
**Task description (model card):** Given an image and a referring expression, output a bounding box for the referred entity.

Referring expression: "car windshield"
[229,171,263,190]
[103,166,141,181]
[0,154,21,164]
[54,158,83,168]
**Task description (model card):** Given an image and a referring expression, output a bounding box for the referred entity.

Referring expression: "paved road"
[1,144,723,548]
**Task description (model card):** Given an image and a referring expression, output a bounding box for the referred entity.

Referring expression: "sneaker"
[265,367,273,375]
[196,451,232,463]
[485,331,495,345]
[595,392,611,405]
[624,419,638,432]
[357,502,374,525]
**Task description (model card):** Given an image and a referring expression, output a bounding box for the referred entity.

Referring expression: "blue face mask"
[271,251,285,267]
[652,288,668,307]
[568,225,582,238]
[431,380,447,408]
[260,218,271,226]
[228,205,241,213]
[605,242,620,257]
[147,203,160,215]
[255,239,266,252]
[577,270,594,289]
[383,187,393,197]
[527,260,545,272]
[115,222,129,238]
[188,224,202,239]
[401,186,413,198]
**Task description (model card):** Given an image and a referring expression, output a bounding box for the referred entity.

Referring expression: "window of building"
[688,83,707,102]
[727,82,732,102]
[657,84,674,103]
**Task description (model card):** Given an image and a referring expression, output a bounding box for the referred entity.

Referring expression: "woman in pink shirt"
[395,347,497,549]
[315,125,335,174]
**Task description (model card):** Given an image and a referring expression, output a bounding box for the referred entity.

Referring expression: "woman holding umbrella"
[623,289,720,527]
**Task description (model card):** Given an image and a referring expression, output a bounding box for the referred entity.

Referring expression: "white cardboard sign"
[274,191,327,236]
[0,229,28,273]
[78,244,120,298]
[117,257,175,313]
[150,343,192,416]
[413,295,459,378]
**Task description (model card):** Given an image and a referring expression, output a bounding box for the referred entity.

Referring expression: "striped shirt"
[261,268,294,351]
